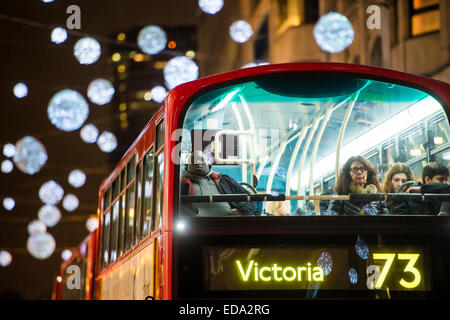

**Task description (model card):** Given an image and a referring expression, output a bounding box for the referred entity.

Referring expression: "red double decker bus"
[53,62,450,300]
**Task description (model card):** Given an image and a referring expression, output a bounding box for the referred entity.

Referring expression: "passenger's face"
[186,152,210,176]
[349,161,367,185]
[391,173,408,192]
[427,174,448,184]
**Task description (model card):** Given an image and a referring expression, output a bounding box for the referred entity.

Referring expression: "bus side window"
[141,149,154,238]
[134,161,143,244]
[118,168,126,257]
[125,155,136,252]
[153,152,164,231]
[101,187,111,270]
[110,178,119,263]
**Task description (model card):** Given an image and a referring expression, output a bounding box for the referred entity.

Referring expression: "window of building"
[410,0,440,36]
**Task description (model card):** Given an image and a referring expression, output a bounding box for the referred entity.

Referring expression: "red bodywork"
[94,62,450,300]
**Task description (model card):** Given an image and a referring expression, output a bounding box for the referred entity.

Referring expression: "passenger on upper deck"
[406,162,450,215]
[265,201,290,216]
[327,156,387,215]
[180,150,256,216]
[382,163,418,215]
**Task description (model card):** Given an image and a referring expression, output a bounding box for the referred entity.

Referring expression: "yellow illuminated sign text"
[373,253,422,289]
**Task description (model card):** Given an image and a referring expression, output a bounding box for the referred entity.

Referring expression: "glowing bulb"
[1,160,14,174]
[63,194,79,212]
[198,0,223,14]
[51,27,67,44]
[86,217,98,232]
[38,205,61,227]
[151,85,167,103]
[27,220,47,236]
[39,180,64,205]
[0,251,12,267]
[87,78,115,105]
[3,143,16,158]
[229,20,253,43]
[13,136,48,175]
[27,232,56,260]
[41,0,55,3]
[61,249,72,261]
[137,25,167,55]
[48,89,89,132]
[13,83,28,98]
[163,56,199,90]
[80,123,99,143]
[68,169,86,188]
[73,37,101,65]
[313,12,354,53]
[56,276,62,283]
[3,197,15,211]
[97,131,117,153]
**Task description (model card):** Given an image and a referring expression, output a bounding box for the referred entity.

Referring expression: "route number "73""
[372,254,421,289]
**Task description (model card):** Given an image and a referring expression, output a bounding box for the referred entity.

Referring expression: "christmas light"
[74,37,101,65]
[137,25,167,55]
[87,78,115,105]
[47,89,89,132]
[13,136,48,175]
[163,56,199,90]
[229,20,253,43]
[313,12,354,53]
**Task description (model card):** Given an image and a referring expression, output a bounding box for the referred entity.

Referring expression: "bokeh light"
[137,25,167,55]
[163,56,199,90]
[3,143,16,158]
[355,235,369,260]
[80,123,99,143]
[63,194,79,212]
[316,251,333,276]
[241,60,269,68]
[3,197,15,211]
[73,37,101,65]
[68,169,86,188]
[39,180,64,205]
[47,89,89,132]
[348,268,358,284]
[87,78,115,105]
[13,82,28,99]
[151,85,167,103]
[61,249,72,261]
[27,220,47,236]
[313,12,354,53]
[86,217,99,232]
[97,131,118,153]
[198,0,224,15]
[1,160,14,174]
[38,205,61,227]
[27,232,56,260]
[51,27,67,44]
[0,251,12,267]
[229,20,253,43]
[13,136,48,175]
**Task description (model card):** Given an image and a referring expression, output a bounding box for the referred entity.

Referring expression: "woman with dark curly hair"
[327,155,386,215]
[383,163,416,194]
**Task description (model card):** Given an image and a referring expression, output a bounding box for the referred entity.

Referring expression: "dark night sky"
[0,0,198,299]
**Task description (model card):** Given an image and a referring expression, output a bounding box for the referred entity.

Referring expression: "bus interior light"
[176,220,187,232]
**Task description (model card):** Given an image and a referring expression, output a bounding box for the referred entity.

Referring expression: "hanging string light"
[87,78,115,105]
[51,27,67,44]
[62,194,79,212]
[313,12,354,53]
[3,197,15,211]
[198,0,224,15]
[47,89,89,132]
[27,220,47,236]
[229,20,253,43]
[39,180,64,205]
[68,169,86,188]
[73,37,101,65]
[0,251,12,267]
[13,82,28,99]
[163,56,199,90]
[86,216,99,232]
[38,205,61,227]
[97,131,117,153]
[61,249,72,261]
[80,123,99,144]
[151,85,167,103]
[3,143,16,158]
[137,25,167,55]
[27,232,56,260]
[13,136,48,175]
[1,160,14,174]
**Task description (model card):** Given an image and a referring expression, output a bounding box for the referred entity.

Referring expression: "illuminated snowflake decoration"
[355,235,369,260]
[313,12,354,53]
[151,85,167,103]
[137,25,167,55]
[13,82,28,99]
[27,232,56,260]
[0,251,12,267]
[13,136,48,175]
[73,37,101,65]
[97,131,118,153]
[198,0,223,14]
[3,143,16,158]
[87,78,115,105]
[80,123,99,143]
[1,160,14,174]
[27,220,47,236]
[68,169,86,188]
[163,56,199,90]
[348,268,358,284]
[38,205,61,227]
[39,180,64,205]
[229,20,253,43]
[316,251,333,276]
[51,27,67,44]
[63,194,79,212]
[3,197,15,211]
[47,89,89,132]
